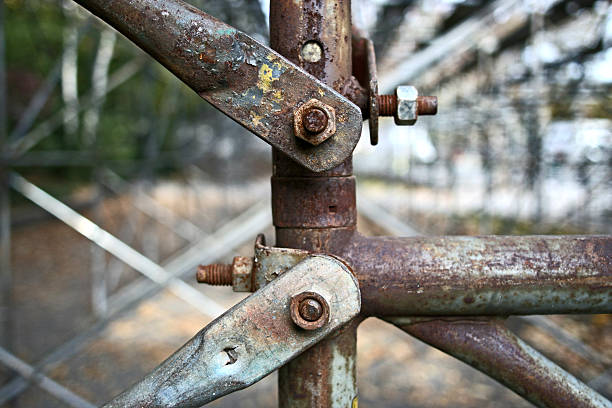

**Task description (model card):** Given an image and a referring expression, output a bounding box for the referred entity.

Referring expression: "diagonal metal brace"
[102,255,361,408]
[72,0,363,172]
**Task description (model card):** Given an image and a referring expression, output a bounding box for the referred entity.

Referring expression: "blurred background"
[0,0,611,406]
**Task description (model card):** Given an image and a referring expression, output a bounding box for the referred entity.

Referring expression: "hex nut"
[290,291,330,330]
[395,85,418,126]
[231,256,253,292]
[293,99,336,146]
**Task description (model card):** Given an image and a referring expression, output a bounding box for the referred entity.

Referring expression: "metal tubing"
[0,2,8,351]
[278,319,361,408]
[344,234,612,316]
[270,0,359,406]
[270,0,353,92]
[386,317,612,408]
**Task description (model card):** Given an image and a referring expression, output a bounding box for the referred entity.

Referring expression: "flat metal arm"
[102,255,361,408]
[72,0,362,172]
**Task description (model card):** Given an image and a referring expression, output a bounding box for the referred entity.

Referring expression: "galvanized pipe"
[345,234,612,316]
[386,317,611,408]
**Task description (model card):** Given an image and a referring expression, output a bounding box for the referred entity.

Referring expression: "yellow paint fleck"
[352,397,358,408]
[258,62,282,93]
[250,112,264,127]
[318,88,325,97]
[273,90,282,101]
[259,64,274,91]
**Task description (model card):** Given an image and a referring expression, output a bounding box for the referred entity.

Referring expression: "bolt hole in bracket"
[103,254,360,408]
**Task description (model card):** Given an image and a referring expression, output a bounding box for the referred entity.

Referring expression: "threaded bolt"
[377,94,396,117]
[376,95,438,116]
[196,263,232,285]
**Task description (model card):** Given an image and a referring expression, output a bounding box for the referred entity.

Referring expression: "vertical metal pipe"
[269,1,359,406]
[270,0,353,92]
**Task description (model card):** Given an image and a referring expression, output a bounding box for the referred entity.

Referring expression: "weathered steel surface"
[344,234,612,316]
[273,150,353,177]
[387,317,612,408]
[271,176,356,228]
[103,255,361,408]
[222,233,611,316]
[278,319,361,408]
[251,232,611,316]
[270,1,360,405]
[253,234,308,291]
[270,0,353,94]
[73,0,362,172]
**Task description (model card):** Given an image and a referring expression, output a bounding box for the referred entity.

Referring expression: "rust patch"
[290,291,330,330]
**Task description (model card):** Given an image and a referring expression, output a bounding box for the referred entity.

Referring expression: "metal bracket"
[252,234,309,291]
[73,0,362,172]
[103,255,361,408]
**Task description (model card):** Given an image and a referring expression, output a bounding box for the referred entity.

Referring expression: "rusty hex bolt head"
[290,291,330,330]
[303,108,328,134]
[293,99,336,146]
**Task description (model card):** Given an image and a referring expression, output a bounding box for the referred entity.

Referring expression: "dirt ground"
[1,181,610,407]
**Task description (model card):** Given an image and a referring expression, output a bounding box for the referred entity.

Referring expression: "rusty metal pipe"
[270,0,359,406]
[341,234,611,316]
[386,317,611,408]
[270,0,352,92]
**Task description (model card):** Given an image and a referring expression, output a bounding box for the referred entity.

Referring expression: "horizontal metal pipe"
[342,234,611,316]
[386,317,611,408]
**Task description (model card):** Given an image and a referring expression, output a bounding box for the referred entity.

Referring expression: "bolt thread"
[377,94,438,117]
[417,96,438,115]
[196,264,232,285]
[377,94,397,116]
